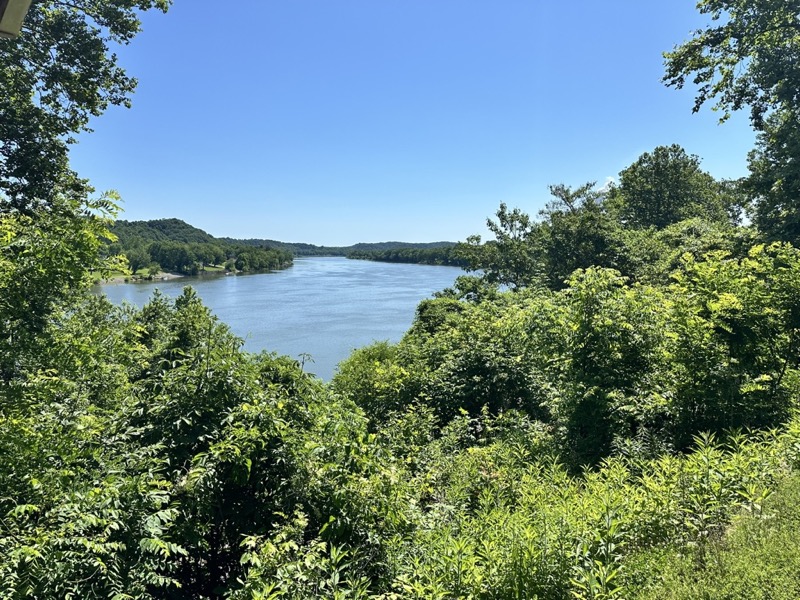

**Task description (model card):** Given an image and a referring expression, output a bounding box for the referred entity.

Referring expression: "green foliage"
[332,341,410,427]
[108,219,292,276]
[622,217,755,285]
[747,109,800,245]
[0,283,413,598]
[0,293,184,597]
[407,292,552,426]
[348,245,465,267]
[233,513,371,600]
[663,2,800,247]
[125,246,152,274]
[233,245,292,272]
[0,0,170,213]
[223,237,456,258]
[635,471,800,600]
[668,245,800,445]
[382,424,800,600]
[663,0,800,128]
[457,202,543,290]
[538,182,629,289]
[610,145,730,229]
[552,268,671,467]
[335,244,800,468]
[458,168,744,294]
[0,194,123,380]
[111,219,217,246]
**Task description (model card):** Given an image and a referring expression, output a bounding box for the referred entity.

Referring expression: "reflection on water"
[96,257,461,380]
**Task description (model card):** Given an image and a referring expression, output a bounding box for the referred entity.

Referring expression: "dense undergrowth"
[4,0,800,597]
[3,198,800,597]
[634,472,800,600]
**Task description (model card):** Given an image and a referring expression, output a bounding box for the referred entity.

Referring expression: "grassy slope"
[636,473,800,599]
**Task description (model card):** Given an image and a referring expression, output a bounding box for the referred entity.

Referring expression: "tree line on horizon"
[348,244,466,266]
[108,217,461,276]
[4,0,800,598]
[227,238,457,257]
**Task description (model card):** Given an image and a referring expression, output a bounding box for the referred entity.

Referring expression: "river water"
[96,257,462,380]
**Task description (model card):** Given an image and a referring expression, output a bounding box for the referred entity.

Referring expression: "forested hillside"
[109,218,455,275]
[113,218,217,245]
[348,244,465,266]
[107,219,293,277]
[223,237,456,257]
[3,1,800,599]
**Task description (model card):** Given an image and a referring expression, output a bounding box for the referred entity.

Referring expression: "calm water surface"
[97,257,461,380]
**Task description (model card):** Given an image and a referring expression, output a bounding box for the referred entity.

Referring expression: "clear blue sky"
[70,0,756,246]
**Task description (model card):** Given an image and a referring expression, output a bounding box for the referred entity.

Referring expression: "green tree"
[539,181,627,288]
[457,202,541,290]
[663,1,800,244]
[612,145,728,229]
[125,246,151,274]
[1,0,170,213]
[667,244,800,448]
[747,109,800,244]
[663,0,800,128]
[545,268,671,468]
[1,0,171,377]
[0,193,122,381]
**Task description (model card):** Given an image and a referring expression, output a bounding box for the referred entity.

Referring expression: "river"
[96,257,462,380]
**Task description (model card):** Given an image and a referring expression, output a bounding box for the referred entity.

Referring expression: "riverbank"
[95,271,186,285]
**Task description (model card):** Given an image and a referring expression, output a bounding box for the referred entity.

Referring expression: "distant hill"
[218,238,337,256]
[111,218,216,246]
[109,218,456,258]
[106,219,293,276]
[350,241,455,251]
[222,238,456,256]
[348,244,467,267]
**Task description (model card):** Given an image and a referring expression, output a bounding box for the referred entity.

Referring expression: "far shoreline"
[95,271,186,285]
[94,266,286,285]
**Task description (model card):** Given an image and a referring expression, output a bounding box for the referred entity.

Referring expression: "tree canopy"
[457,202,542,290]
[611,144,730,229]
[0,0,170,213]
[664,0,800,246]
[4,0,800,598]
[663,0,800,128]
[747,110,800,243]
